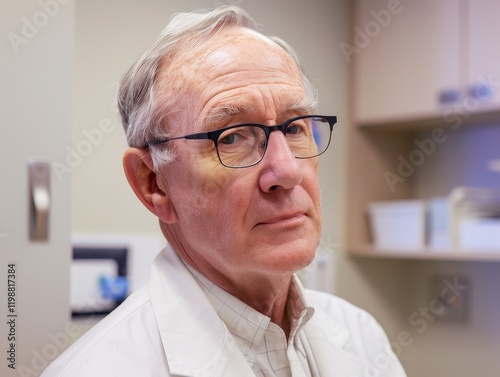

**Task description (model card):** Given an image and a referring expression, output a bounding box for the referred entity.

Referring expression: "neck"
[242,274,292,316]
[161,222,295,337]
[217,271,294,338]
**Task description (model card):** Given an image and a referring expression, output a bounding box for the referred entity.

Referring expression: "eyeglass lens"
[216,116,332,168]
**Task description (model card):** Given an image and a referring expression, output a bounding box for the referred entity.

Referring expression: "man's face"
[156,27,322,282]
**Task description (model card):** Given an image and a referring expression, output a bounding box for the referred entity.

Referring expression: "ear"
[122,148,178,224]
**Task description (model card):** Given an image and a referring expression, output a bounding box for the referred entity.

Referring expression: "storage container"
[459,218,500,250]
[368,200,426,250]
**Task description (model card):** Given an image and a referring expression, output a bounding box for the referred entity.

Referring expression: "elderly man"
[43,6,406,377]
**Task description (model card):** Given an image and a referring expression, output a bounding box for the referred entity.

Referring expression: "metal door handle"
[28,160,51,241]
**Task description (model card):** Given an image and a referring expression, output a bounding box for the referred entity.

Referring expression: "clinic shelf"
[349,246,500,263]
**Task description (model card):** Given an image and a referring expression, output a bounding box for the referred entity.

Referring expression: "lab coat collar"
[148,246,365,377]
[292,275,366,375]
[303,309,366,376]
[148,246,255,377]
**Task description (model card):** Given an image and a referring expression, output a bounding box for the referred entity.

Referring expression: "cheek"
[306,165,322,220]
[194,169,233,209]
[234,194,248,212]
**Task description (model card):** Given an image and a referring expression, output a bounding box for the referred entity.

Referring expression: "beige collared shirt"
[187,267,319,377]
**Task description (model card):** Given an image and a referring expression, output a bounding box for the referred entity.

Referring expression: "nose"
[258,130,302,193]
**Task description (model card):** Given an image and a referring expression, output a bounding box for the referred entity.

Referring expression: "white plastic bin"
[459,218,500,250]
[427,197,452,250]
[368,200,426,250]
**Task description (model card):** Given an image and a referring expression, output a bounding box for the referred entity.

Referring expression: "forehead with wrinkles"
[155,27,303,129]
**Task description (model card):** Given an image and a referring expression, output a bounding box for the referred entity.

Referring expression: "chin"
[270,243,318,275]
[295,249,318,272]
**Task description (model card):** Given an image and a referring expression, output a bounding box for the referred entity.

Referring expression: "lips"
[257,212,306,226]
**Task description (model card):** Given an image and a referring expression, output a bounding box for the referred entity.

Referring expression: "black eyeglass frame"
[144,115,338,168]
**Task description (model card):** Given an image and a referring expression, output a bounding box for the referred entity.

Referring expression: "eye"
[286,121,308,137]
[219,133,240,145]
[286,124,301,135]
[218,126,255,147]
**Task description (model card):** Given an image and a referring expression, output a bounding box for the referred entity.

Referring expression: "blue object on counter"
[99,276,128,301]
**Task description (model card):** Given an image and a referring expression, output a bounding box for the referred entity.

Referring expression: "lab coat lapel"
[148,246,255,377]
[304,309,366,376]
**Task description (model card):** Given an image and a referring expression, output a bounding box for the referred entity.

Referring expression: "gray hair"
[117,5,317,169]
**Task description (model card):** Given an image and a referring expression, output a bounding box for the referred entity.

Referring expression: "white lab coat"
[42,246,406,377]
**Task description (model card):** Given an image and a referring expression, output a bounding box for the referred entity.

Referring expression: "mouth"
[257,212,307,227]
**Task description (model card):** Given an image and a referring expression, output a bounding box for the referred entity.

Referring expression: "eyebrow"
[289,97,318,114]
[203,104,251,129]
[202,97,318,129]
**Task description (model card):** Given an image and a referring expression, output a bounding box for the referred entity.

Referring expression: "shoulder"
[304,289,407,376]
[41,287,168,377]
[306,289,376,325]
[305,288,389,345]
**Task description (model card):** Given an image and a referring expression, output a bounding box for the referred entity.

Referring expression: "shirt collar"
[288,275,315,340]
[185,264,315,345]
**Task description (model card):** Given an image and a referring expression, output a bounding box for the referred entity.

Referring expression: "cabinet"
[352,0,500,125]
[466,0,500,112]
[346,0,500,261]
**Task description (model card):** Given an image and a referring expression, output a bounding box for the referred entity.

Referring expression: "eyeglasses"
[145,115,337,168]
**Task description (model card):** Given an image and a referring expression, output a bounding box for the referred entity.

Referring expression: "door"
[0,1,74,375]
